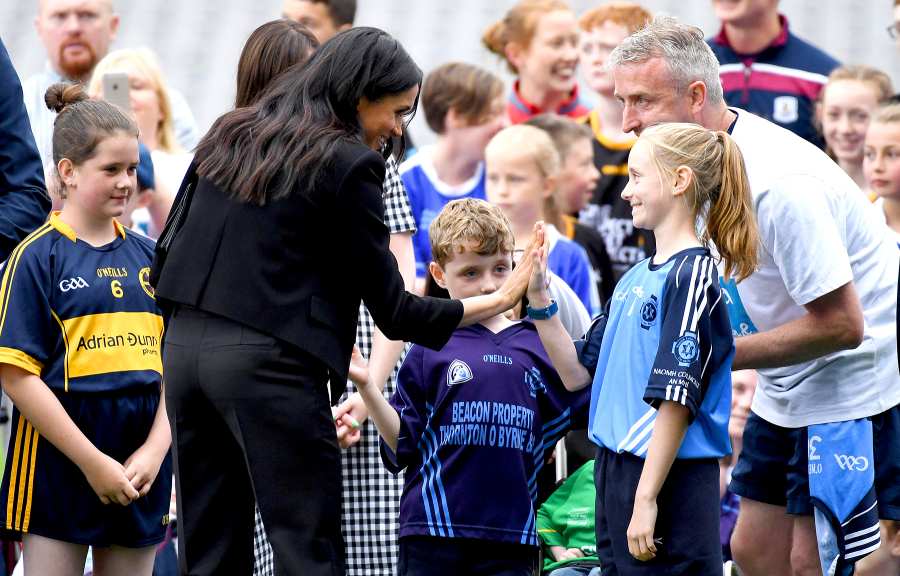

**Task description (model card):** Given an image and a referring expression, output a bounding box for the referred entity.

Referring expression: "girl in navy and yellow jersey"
[0,83,170,575]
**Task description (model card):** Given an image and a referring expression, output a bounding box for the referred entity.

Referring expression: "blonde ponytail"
[706,132,758,282]
[641,123,758,282]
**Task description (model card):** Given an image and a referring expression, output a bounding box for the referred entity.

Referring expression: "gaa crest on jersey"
[524,366,547,398]
[447,359,473,387]
[672,330,700,367]
[639,295,658,330]
[139,267,155,299]
[773,95,799,124]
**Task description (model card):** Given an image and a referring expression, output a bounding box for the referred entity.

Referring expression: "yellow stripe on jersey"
[0,223,54,338]
[14,423,34,530]
[0,348,43,376]
[5,416,24,530]
[22,426,38,531]
[61,312,163,379]
[50,310,70,392]
[588,110,635,151]
[601,165,629,176]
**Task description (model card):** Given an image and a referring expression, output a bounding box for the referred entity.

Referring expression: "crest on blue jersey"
[524,366,547,398]
[639,295,658,330]
[672,331,700,367]
[447,359,473,387]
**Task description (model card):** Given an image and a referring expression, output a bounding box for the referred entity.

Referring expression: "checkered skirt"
[253,155,416,576]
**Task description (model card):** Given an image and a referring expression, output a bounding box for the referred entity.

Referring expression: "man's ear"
[688,80,707,117]
[671,165,693,197]
[428,261,448,289]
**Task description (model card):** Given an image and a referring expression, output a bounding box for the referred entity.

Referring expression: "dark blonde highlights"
[641,123,758,282]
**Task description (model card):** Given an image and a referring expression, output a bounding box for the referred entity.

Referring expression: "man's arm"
[733,281,864,370]
[0,39,51,261]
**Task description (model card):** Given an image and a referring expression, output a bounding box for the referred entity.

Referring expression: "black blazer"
[153,139,463,400]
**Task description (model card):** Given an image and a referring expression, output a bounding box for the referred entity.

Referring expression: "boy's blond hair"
[430,198,515,267]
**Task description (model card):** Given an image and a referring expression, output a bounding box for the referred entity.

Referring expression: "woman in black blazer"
[153,28,540,576]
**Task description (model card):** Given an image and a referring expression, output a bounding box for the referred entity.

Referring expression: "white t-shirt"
[872,197,900,246]
[726,109,900,427]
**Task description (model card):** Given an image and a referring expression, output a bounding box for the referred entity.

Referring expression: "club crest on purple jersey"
[447,359,473,387]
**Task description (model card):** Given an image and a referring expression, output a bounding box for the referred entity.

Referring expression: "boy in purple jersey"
[349,198,588,576]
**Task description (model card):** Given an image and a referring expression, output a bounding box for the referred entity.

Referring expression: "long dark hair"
[235,19,319,108]
[195,27,422,205]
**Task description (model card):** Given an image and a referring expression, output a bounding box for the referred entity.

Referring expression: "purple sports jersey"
[381,321,589,546]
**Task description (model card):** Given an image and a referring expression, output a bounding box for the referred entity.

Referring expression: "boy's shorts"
[398,535,537,576]
[0,386,172,547]
[594,447,722,575]
[730,406,900,520]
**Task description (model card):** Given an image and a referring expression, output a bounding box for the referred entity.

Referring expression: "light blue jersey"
[588,247,733,459]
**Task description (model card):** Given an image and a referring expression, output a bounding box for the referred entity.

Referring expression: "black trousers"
[164,306,344,576]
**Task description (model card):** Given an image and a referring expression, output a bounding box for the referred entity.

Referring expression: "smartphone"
[102,72,131,113]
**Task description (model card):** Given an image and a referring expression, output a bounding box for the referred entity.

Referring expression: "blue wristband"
[526,299,558,320]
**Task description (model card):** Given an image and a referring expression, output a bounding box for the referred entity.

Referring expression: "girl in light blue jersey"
[526,122,758,575]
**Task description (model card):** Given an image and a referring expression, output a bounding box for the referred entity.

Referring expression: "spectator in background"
[576,2,654,284]
[88,47,192,235]
[864,103,900,245]
[485,124,598,317]
[235,19,318,108]
[281,0,355,43]
[819,65,894,192]
[483,0,587,124]
[708,0,839,148]
[399,62,506,292]
[524,114,612,304]
[0,37,52,261]
[23,0,199,183]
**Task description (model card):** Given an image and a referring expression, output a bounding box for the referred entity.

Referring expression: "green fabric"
[537,460,600,572]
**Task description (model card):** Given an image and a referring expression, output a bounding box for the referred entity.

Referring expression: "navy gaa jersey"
[0,213,163,392]
[382,321,589,546]
[588,247,733,459]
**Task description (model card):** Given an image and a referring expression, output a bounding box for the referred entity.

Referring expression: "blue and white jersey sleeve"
[0,237,55,376]
[381,344,429,473]
[643,254,731,421]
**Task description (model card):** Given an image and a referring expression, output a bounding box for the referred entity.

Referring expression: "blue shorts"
[731,406,900,520]
[594,447,722,575]
[0,386,172,547]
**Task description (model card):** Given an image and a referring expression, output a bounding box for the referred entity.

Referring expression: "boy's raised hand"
[501,221,545,306]
[526,236,551,307]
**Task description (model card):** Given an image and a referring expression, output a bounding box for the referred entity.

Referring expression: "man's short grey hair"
[609,15,724,105]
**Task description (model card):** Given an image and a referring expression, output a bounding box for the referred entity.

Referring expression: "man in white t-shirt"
[609,15,900,576]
